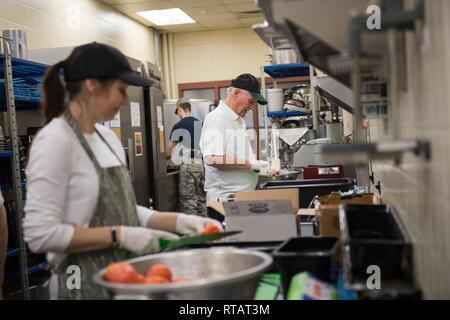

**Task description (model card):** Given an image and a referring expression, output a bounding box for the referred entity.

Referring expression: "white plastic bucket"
[2,29,28,59]
[266,88,283,112]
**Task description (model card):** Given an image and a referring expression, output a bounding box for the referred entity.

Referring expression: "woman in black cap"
[23,42,222,300]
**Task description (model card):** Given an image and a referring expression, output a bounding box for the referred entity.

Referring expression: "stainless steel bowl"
[93,248,273,300]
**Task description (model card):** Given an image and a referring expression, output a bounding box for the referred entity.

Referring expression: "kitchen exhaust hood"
[252,21,292,50]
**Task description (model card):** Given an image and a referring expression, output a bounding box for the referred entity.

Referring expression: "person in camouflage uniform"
[167,98,206,216]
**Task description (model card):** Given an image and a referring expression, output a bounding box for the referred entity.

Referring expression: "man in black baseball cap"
[230,73,267,105]
[64,42,154,87]
[199,73,278,204]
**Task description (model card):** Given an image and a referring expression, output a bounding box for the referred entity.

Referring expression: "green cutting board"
[159,231,242,249]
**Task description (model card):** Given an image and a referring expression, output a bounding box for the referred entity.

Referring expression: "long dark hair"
[41,61,66,124]
[41,62,117,124]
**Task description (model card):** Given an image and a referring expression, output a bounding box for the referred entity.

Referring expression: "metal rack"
[1,39,48,300]
[259,62,314,167]
[255,0,425,187]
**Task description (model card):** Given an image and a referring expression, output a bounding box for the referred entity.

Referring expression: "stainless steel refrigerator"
[119,58,169,210]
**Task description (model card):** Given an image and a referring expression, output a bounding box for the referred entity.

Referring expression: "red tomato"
[104,262,144,284]
[146,264,172,281]
[201,223,221,235]
[143,275,170,284]
[173,277,190,283]
[134,273,146,284]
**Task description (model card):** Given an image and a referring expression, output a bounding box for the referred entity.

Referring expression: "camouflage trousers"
[178,163,207,217]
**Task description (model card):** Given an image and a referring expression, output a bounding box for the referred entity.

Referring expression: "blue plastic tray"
[264,63,310,79]
[267,111,311,118]
[0,151,13,158]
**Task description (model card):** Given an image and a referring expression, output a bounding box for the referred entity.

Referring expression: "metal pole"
[352,57,364,142]
[352,55,370,187]
[387,29,399,140]
[309,65,318,130]
[260,66,270,161]
[3,38,30,299]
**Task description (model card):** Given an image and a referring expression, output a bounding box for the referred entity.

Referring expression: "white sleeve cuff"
[137,206,157,227]
[57,224,75,252]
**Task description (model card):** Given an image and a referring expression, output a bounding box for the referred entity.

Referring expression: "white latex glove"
[175,214,224,236]
[119,226,179,255]
[250,160,271,174]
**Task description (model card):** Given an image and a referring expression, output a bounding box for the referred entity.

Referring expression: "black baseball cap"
[231,73,267,105]
[63,42,154,87]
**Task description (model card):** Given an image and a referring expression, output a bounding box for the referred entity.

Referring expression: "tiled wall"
[0,0,155,63]
[368,0,450,299]
[173,28,270,83]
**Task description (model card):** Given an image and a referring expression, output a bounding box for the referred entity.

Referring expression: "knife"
[159,231,242,250]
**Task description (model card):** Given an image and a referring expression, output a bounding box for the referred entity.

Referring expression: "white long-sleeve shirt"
[23,117,155,267]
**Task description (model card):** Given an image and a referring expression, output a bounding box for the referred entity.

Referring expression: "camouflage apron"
[57,110,140,300]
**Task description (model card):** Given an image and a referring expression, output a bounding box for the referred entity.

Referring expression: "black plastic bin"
[260,178,353,208]
[339,204,413,284]
[273,237,339,297]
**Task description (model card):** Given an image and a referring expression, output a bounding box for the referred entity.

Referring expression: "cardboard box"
[296,209,319,236]
[295,194,377,237]
[223,200,297,241]
[234,189,299,212]
[314,192,376,206]
[287,272,338,300]
[318,205,342,237]
[297,209,319,217]
[207,189,299,242]
[314,193,377,237]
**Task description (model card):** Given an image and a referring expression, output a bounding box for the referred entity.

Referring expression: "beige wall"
[172,27,270,85]
[368,0,450,299]
[0,0,155,63]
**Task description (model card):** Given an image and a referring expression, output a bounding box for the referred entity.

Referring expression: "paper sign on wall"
[100,121,110,128]
[110,112,121,128]
[157,106,163,129]
[134,132,143,156]
[112,128,121,141]
[159,129,165,153]
[131,102,141,127]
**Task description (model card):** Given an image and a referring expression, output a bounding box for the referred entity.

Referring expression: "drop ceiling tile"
[201,19,242,27]
[172,0,222,8]
[114,1,174,13]
[101,0,161,4]
[99,0,117,4]
[239,17,265,25]
[162,24,206,32]
[226,3,260,12]
[193,13,237,22]
[221,0,255,4]
[182,5,231,16]
[125,12,155,26]
[204,25,243,32]
[100,0,260,32]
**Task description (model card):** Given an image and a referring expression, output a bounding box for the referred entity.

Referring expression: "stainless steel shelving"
[1,39,48,300]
